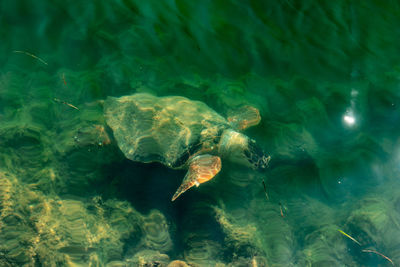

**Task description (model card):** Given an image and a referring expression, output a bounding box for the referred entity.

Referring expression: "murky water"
[1,1,400,266]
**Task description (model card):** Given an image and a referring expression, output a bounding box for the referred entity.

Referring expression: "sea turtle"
[104,93,270,201]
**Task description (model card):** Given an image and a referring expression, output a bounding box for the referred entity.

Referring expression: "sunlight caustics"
[343,89,358,127]
[343,113,356,126]
[2,1,400,266]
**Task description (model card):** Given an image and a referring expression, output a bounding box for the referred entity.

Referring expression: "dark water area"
[1,1,400,266]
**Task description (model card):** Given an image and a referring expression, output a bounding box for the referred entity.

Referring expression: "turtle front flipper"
[171,154,221,201]
[227,105,261,131]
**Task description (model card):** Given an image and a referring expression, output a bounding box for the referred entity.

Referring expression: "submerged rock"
[129,249,170,266]
[0,170,175,266]
[183,239,222,266]
[298,224,354,266]
[167,260,189,267]
[138,210,173,253]
[213,206,261,256]
[345,197,400,265]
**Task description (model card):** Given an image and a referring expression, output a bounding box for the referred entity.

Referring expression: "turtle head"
[219,129,270,171]
[244,138,271,172]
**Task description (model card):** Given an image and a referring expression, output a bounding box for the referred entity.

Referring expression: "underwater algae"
[1,0,400,266]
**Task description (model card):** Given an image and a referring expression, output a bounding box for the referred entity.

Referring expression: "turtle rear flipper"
[171,154,221,201]
[227,106,261,131]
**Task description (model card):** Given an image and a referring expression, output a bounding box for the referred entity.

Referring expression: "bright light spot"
[343,114,355,125]
[351,89,359,97]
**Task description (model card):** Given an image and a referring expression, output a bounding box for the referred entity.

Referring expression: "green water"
[1,1,400,266]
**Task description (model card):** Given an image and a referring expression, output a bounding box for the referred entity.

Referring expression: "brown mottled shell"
[104,93,229,168]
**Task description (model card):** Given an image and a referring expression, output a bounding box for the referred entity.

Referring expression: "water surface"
[1,1,400,266]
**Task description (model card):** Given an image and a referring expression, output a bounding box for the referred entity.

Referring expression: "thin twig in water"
[61,73,67,86]
[338,229,362,246]
[262,179,269,201]
[279,202,285,217]
[13,50,48,66]
[54,98,79,110]
[362,249,394,266]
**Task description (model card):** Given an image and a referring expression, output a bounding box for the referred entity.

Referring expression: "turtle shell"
[104,93,229,168]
